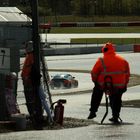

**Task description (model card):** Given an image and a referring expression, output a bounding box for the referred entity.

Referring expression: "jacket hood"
[102,42,116,55]
[25,41,33,53]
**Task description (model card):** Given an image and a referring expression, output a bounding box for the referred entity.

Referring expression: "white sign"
[0,48,10,73]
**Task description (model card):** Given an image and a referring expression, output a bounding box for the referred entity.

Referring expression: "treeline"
[12,0,140,16]
[32,0,140,16]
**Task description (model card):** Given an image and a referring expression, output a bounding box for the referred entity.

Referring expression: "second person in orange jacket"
[21,41,43,129]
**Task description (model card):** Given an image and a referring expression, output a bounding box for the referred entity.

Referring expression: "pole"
[30,0,43,129]
[30,0,40,75]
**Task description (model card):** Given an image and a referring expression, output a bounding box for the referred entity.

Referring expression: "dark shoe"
[109,117,120,124]
[33,122,43,130]
[87,112,96,119]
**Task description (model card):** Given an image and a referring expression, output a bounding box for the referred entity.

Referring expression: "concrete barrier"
[116,44,134,52]
[55,48,80,55]
[44,45,133,56]
[20,44,134,57]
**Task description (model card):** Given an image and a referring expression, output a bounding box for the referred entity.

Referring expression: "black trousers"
[90,84,104,113]
[23,80,36,116]
[109,88,124,118]
[89,84,126,118]
[23,79,43,127]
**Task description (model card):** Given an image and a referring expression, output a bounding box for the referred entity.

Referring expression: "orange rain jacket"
[91,43,130,89]
[21,52,34,80]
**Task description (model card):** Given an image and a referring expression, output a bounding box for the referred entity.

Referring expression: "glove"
[122,86,127,93]
[94,82,99,87]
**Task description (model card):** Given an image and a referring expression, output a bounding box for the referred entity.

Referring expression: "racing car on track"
[49,74,78,89]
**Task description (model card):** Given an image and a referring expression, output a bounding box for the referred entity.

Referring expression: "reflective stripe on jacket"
[91,54,130,89]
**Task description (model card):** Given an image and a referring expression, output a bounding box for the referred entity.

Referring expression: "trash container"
[5,72,20,115]
[11,114,27,130]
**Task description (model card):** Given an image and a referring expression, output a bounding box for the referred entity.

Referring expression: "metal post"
[29,0,43,128]
[30,0,40,76]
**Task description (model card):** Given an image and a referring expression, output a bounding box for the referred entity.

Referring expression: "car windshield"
[53,74,72,80]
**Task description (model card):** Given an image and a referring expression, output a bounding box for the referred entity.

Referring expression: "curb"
[52,89,92,96]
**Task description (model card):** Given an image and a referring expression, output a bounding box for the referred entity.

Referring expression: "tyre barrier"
[51,21,140,27]
[60,22,77,27]
[77,22,95,27]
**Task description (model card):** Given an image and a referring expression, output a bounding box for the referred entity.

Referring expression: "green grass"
[44,15,140,22]
[41,26,140,44]
[49,27,140,33]
[47,26,140,44]
[71,38,140,44]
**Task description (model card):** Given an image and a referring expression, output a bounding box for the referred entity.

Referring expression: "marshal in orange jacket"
[21,52,34,80]
[91,43,130,89]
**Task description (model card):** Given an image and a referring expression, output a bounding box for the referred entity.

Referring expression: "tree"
[5,0,140,17]
[71,0,94,16]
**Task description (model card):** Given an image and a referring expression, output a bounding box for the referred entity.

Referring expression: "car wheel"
[67,83,72,88]
[53,82,60,88]
[74,82,78,88]
[50,84,54,89]
[60,82,64,88]
[50,85,54,89]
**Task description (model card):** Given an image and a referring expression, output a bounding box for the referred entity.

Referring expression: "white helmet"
[25,41,33,53]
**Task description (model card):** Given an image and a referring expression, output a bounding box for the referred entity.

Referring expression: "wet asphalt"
[0,52,140,140]
[0,85,140,140]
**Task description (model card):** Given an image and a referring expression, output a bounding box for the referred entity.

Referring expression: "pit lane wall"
[41,44,134,56]
[20,44,139,57]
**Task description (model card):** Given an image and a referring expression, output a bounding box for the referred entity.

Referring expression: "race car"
[49,74,78,89]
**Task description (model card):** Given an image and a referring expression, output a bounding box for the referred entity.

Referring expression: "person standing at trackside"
[21,41,43,129]
[88,42,130,123]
